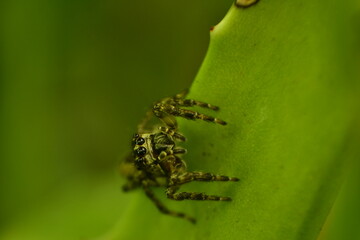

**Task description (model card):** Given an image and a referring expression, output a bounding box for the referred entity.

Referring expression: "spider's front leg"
[171,89,220,111]
[153,103,227,127]
[173,98,220,111]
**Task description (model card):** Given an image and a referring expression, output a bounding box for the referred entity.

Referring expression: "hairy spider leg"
[174,98,220,111]
[165,172,238,201]
[155,111,178,129]
[166,186,232,201]
[168,89,220,110]
[142,183,196,224]
[153,103,227,126]
[172,171,239,184]
[122,177,160,191]
[163,159,237,202]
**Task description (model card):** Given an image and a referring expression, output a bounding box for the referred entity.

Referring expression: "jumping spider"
[120,90,238,223]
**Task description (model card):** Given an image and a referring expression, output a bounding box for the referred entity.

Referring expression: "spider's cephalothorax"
[120,90,238,224]
[132,131,185,174]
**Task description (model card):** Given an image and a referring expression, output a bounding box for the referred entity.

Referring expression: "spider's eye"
[131,134,140,147]
[135,137,145,145]
[135,146,147,157]
[135,157,146,170]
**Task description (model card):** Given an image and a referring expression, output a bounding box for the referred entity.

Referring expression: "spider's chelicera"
[120,90,238,223]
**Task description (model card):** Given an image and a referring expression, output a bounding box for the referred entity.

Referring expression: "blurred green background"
[0,0,359,239]
[0,0,233,239]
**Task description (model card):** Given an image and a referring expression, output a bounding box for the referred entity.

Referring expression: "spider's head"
[132,133,156,170]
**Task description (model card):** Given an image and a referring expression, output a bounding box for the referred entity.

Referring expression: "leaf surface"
[104,1,359,240]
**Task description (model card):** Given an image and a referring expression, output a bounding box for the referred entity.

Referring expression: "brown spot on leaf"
[235,0,259,8]
[210,26,215,32]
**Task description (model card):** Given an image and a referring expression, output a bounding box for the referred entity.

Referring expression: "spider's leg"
[158,126,186,142]
[152,106,178,129]
[142,183,196,223]
[153,103,226,125]
[173,171,239,184]
[166,171,238,201]
[175,99,220,111]
[166,185,232,201]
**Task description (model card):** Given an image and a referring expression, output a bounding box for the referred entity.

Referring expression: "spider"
[120,90,238,223]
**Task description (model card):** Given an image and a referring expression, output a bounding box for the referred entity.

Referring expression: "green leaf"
[102,1,359,240]
[2,1,357,239]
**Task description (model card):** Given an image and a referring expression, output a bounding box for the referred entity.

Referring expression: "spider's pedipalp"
[172,148,187,155]
[158,126,186,142]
